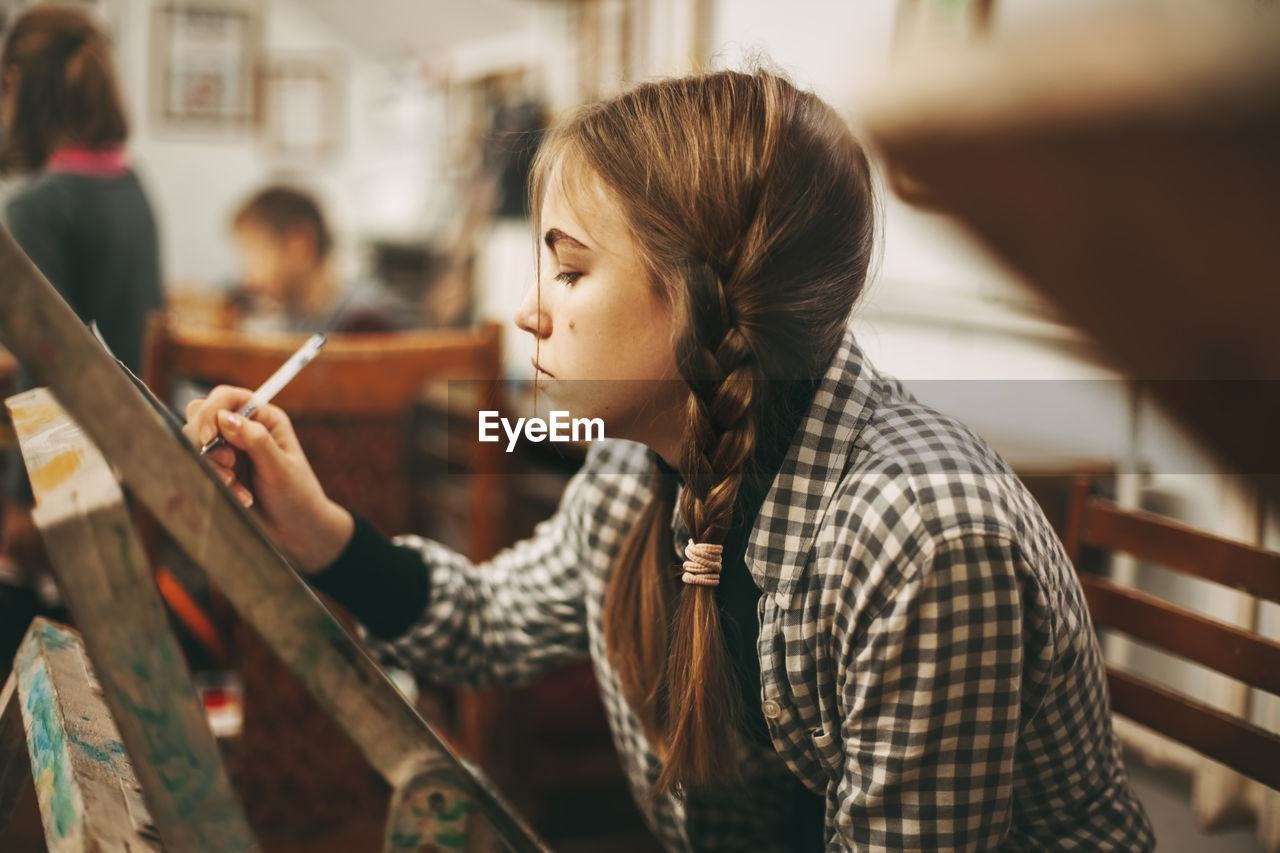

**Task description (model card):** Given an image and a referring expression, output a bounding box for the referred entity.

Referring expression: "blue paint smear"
[34,622,75,651]
[23,667,78,839]
[70,731,120,769]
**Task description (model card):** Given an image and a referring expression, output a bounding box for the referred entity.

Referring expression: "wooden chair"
[1063,477,1280,790]
[141,313,506,842]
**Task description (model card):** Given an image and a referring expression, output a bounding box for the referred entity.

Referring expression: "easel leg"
[41,507,258,852]
[6,387,258,852]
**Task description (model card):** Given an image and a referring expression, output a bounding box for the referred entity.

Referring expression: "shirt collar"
[46,146,128,177]
[744,323,878,601]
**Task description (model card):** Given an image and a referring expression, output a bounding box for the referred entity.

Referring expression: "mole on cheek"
[568,319,576,330]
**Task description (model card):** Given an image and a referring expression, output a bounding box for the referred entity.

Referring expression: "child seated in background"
[229,185,419,334]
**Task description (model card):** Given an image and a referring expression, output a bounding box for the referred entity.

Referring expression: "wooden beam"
[1083,498,1280,604]
[9,617,164,852]
[1108,668,1280,790]
[0,226,547,852]
[8,389,256,852]
[1080,572,1280,696]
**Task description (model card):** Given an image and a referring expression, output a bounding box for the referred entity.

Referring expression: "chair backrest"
[143,312,504,557]
[1063,477,1280,789]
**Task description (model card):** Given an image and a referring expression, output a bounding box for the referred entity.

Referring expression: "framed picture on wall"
[258,55,343,162]
[151,3,260,131]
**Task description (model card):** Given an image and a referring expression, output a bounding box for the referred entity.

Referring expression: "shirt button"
[762,699,782,720]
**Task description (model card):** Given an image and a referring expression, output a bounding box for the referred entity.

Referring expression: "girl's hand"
[183,385,353,574]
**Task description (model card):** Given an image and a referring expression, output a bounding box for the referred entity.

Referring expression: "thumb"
[217,410,287,476]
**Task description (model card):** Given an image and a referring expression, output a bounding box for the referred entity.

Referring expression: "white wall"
[111,0,402,287]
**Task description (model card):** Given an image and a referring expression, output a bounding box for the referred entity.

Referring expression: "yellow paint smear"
[30,450,83,495]
[9,402,64,438]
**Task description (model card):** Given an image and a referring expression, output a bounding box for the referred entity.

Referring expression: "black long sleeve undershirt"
[308,512,430,640]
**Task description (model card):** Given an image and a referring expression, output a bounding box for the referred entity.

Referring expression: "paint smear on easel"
[8,402,62,434]
[29,449,84,494]
[22,667,80,840]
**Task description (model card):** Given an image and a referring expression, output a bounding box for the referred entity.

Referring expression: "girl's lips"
[532,359,554,379]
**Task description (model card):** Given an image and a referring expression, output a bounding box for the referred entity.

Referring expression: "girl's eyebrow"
[544,228,590,252]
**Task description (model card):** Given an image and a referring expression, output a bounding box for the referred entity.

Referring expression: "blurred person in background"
[229,184,419,335]
[0,3,164,667]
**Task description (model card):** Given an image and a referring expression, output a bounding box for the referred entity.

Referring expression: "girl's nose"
[514,284,551,339]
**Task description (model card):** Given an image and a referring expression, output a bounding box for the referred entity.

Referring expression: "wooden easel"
[0,224,549,852]
[2,617,167,852]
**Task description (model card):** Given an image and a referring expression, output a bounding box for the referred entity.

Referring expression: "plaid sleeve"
[365,440,648,689]
[366,458,601,689]
[833,531,1038,851]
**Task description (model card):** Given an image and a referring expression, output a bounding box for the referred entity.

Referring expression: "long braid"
[657,260,762,792]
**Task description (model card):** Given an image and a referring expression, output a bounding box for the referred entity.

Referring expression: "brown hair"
[232,185,333,261]
[531,69,874,794]
[0,4,127,173]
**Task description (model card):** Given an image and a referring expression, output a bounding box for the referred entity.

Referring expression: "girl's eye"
[555,271,582,286]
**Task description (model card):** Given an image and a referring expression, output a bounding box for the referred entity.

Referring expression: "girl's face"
[515,168,687,460]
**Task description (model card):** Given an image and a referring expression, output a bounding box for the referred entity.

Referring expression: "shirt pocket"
[809,726,843,772]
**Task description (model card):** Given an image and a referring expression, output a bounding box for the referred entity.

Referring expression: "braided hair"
[532,68,875,794]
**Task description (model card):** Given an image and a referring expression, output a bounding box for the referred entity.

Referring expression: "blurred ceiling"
[305,0,540,58]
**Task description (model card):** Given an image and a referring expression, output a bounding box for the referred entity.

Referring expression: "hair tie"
[682,540,723,587]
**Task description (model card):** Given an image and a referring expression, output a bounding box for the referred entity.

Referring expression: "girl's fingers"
[205,445,236,468]
[231,483,254,508]
[236,403,300,454]
[203,454,251,507]
[184,386,254,448]
[215,410,291,484]
[204,385,255,411]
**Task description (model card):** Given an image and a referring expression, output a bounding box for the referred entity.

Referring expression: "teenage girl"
[184,69,1154,851]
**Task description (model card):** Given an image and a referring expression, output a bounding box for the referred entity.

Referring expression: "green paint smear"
[317,616,348,640]
[35,622,75,651]
[427,769,465,789]
[69,732,119,768]
[115,524,138,582]
[389,831,422,848]
[433,830,468,848]
[435,800,472,821]
[23,667,78,839]
[109,663,221,820]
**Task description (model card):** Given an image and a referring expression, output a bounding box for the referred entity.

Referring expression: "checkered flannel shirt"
[373,324,1156,851]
